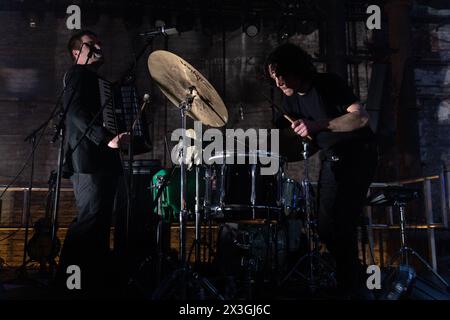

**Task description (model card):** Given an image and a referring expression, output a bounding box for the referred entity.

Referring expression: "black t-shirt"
[274,72,374,150]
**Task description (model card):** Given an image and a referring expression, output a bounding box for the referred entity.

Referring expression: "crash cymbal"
[148,50,228,127]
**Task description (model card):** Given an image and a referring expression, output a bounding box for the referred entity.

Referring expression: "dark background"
[0,0,449,269]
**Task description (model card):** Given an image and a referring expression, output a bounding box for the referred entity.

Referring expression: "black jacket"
[62,65,121,177]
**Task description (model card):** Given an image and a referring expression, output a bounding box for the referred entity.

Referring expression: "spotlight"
[28,12,39,28]
[277,13,296,40]
[243,13,260,38]
[154,19,166,28]
[21,0,46,29]
[149,6,172,31]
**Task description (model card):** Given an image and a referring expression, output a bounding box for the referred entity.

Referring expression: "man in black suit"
[56,30,129,297]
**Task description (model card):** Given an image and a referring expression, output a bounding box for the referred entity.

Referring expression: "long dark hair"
[265,42,316,81]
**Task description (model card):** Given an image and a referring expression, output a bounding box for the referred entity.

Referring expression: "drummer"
[266,42,377,298]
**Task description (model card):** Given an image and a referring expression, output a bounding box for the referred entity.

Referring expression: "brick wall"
[0,12,330,188]
[0,4,449,269]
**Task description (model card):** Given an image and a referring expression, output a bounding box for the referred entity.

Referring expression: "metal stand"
[195,165,201,267]
[153,171,175,287]
[16,135,37,279]
[50,115,65,261]
[282,140,335,291]
[187,165,213,269]
[152,88,223,300]
[384,202,450,298]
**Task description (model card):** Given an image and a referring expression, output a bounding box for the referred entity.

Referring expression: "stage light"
[21,0,46,29]
[243,13,260,38]
[277,13,296,40]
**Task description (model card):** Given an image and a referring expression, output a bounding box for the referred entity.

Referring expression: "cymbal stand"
[282,140,335,292]
[195,165,202,267]
[152,87,223,300]
[187,165,217,269]
[154,171,175,286]
[203,165,216,264]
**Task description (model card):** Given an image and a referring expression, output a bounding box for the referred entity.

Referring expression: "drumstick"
[260,92,312,141]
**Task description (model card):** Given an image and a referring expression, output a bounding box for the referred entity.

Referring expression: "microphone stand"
[50,51,96,263]
[14,47,89,281]
[16,132,38,279]
[113,35,156,268]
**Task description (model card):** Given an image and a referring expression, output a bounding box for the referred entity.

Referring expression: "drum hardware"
[216,221,287,299]
[148,50,225,300]
[125,165,176,295]
[368,187,450,298]
[237,230,259,300]
[282,140,336,292]
[194,165,201,267]
[281,177,303,217]
[154,167,177,287]
[186,165,218,269]
[203,165,217,264]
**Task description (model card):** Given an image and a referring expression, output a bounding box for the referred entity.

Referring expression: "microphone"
[86,43,103,60]
[139,26,178,37]
[131,93,151,131]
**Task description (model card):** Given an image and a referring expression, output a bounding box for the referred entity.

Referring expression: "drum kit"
[143,50,335,299]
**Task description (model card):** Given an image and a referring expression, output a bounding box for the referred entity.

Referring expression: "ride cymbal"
[148,50,228,127]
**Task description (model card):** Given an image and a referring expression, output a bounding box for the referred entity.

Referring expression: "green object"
[152,167,204,222]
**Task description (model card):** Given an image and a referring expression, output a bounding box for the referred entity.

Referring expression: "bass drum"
[216,221,287,289]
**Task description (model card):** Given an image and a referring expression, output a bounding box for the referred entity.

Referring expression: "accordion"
[98,78,151,155]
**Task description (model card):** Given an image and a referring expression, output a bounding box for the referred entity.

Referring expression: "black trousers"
[56,173,118,296]
[317,143,377,292]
